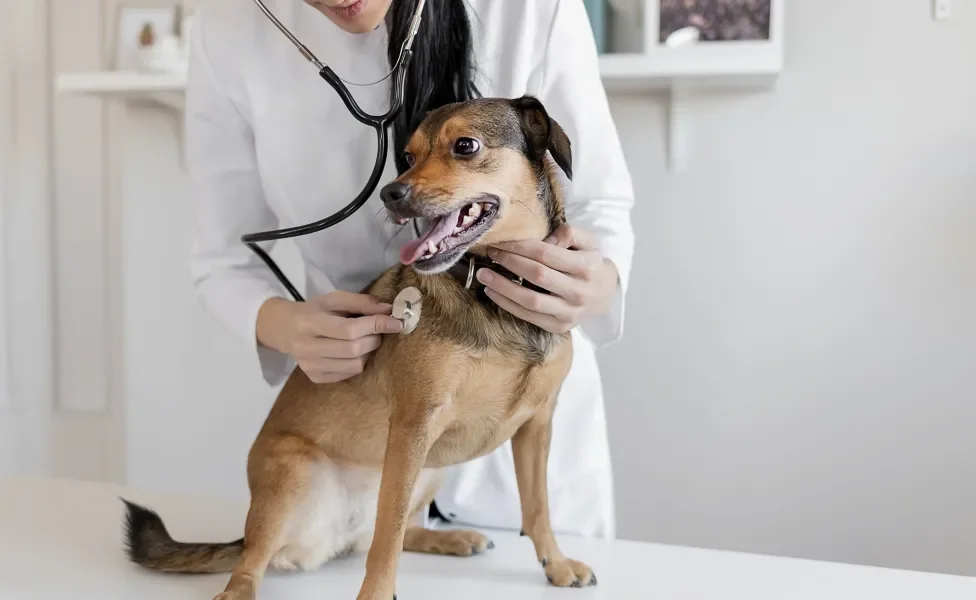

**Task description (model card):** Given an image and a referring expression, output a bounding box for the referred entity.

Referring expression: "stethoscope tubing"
[241,0,423,303]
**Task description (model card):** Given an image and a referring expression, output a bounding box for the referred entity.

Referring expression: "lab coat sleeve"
[530,0,636,348]
[185,18,295,387]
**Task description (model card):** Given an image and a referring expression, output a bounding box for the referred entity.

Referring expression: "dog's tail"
[122,498,243,573]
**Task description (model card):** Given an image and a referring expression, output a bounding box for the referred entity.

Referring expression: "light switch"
[933,0,951,20]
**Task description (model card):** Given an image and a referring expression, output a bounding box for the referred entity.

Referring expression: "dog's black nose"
[380,181,412,207]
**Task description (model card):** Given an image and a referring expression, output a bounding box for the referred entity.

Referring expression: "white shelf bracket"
[146,92,185,112]
[666,88,691,173]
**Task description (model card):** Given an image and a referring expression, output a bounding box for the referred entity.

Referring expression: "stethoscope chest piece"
[392,286,422,335]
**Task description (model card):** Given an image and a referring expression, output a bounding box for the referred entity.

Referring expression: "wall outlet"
[933,0,951,21]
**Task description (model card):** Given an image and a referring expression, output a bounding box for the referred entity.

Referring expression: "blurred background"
[2,0,975,579]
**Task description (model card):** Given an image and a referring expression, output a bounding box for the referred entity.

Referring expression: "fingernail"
[477,269,493,284]
[544,236,555,244]
[386,317,404,333]
[487,248,498,260]
[378,302,393,310]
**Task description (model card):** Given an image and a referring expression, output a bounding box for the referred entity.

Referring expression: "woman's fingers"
[287,291,403,385]
[476,268,577,322]
[315,290,393,316]
[483,288,569,334]
[488,240,588,278]
[482,248,585,304]
[294,334,383,361]
[543,223,599,251]
[336,314,403,338]
[300,309,402,338]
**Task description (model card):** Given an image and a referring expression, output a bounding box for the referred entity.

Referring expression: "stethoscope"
[242,0,428,303]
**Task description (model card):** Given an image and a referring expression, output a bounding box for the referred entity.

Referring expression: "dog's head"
[381,96,573,274]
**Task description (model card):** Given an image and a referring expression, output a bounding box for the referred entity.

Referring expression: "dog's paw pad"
[407,529,491,557]
[544,558,596,588]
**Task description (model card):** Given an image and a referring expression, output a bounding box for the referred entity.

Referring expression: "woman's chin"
[326,16,382,34]
[309,0,391,34]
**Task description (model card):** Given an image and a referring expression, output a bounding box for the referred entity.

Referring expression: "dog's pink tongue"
[399,238,428,265]
[399,210,461,265]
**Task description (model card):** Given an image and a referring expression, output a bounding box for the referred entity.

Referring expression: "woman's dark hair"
[386,0,480,174]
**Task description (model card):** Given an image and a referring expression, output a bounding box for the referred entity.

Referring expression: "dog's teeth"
[427,240,437,255]
[462,215,476,227]
[453,226,463,235]
[468,203,482,217]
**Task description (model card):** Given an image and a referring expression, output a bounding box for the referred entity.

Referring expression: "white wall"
[40,0,976,579]
[0,0,57,477]
[602,0,976,577]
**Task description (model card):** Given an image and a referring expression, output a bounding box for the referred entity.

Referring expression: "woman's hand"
[477,224,619,334]
[256,291,403,384]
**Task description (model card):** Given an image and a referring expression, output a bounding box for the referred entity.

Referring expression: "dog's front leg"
[357,406,444,600]
[512,395,597,588]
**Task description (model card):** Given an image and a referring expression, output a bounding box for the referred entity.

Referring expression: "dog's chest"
[423,344,571,468]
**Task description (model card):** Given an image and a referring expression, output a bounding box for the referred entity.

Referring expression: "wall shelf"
[55,48,782,107]
[598,45,782,93]
[56,71,187,111]
[596,0,785,171]
[598,42,783,173]
[55,0,785,173]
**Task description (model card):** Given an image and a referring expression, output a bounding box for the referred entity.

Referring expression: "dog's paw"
[403,528,494,557]
[213,592,255,600]
[543,558,597,588]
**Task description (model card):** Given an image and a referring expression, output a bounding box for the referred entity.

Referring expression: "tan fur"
[122,97,594,600]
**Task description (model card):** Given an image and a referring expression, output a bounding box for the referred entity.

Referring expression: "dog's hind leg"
[512,392,597,588]
[401,469,493,557]
[214,435,318,600]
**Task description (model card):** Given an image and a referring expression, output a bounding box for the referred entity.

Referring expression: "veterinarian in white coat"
[186,0,634,539]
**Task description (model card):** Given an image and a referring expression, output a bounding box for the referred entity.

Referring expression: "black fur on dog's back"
[122,498,243,573]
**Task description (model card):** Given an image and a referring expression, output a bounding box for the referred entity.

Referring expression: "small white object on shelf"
[664,26,701,48]
[136,34,188,75]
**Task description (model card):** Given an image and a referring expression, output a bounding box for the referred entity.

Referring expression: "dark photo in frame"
[659,0,772,44]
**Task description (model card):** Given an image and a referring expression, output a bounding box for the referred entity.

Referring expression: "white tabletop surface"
[1,476,974,599]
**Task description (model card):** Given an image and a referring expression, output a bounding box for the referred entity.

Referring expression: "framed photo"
[112,2,179,70]
[659,0,772,44]
[602,0,781,54]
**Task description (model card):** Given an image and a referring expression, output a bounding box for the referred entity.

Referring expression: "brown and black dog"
[121,96,596,600]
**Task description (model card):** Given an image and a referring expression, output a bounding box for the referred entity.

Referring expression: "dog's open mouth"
[398,198,499,269]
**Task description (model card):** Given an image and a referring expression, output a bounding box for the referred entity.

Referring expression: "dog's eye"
[403,152,416,167]
[452,137,481,157]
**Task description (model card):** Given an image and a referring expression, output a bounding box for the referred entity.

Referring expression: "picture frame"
[658,0,772,45]
[112,1,180,71]
[603,0,782,54]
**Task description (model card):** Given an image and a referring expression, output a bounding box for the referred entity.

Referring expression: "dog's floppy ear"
[511,95,573,180]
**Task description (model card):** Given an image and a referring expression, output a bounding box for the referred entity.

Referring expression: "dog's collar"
[446,254,550,296]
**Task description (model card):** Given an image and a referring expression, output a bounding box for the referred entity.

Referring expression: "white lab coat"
[186,0,635,539]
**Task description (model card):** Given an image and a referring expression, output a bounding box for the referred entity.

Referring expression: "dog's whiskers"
[515,197,542,218]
